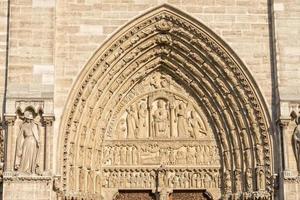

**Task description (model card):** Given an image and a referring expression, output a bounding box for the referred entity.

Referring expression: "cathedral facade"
[0,1,299,200]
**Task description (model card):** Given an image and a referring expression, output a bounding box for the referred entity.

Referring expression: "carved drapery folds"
[59,5,273,200]
[15,110,41,174]
[4,100,54,176]
[291,110,300,173]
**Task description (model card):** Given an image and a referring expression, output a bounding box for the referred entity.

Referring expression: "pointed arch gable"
[57,4,274,199]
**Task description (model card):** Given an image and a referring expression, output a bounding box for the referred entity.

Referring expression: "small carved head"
[157,100,164,108]
[179,102,186,109]
[130,105,136,112]
[140,102,147,109]
[24,110,34,120]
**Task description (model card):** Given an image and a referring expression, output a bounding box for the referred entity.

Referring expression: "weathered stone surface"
[0,1,299,200]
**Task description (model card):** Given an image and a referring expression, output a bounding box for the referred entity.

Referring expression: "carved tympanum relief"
[100,71,221,197]
[59,5,273,200]
[102,142,219,166]
[102,168,220,189]
[111,72,210,140]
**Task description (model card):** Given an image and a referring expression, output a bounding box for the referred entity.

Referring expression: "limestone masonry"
[0,1,299,200]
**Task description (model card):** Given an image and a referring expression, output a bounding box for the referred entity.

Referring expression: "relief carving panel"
[102,168,220,190]
[59,5,273,199]
[100,71,221,198]
[109,71,212,140]
[102,142,219,166]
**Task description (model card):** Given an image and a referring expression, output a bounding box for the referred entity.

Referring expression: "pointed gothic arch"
[57,4,274,199]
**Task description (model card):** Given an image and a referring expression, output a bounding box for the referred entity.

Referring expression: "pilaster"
[42,114,55,175]
[3,114,16,172]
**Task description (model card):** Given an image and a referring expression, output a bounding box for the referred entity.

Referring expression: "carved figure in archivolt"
[15,110,40,174]
[189,110,206,139]
[153,100,169,137]
[256,167,265,190]
[137,102,148,138]
[126,105,138,139]
[219,130,230,170]
[224,170,232,192]
[245,168,253,191]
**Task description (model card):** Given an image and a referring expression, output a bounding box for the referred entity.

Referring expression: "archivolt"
[58,4,273,199]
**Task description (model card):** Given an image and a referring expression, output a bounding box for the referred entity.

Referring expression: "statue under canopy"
[15,110,40,174]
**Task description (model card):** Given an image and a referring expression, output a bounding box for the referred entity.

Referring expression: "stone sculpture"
[15,110,40,174]
[175,102,189,138]
[189,110,206,139]
[137,102,148,138]
[126,105,138,139]
[292,112,300,172]
[55,6,274,199]
[153,100,169,137]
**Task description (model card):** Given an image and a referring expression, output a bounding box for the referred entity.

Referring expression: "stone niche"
[3,98,55,200]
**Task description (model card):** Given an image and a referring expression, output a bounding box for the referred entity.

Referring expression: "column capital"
[277,117,290,128]
[4,114,16,126]
[42,114,55,126]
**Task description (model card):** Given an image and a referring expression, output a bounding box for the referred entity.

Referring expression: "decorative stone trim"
[283,176,300,183]
[3,174,52,182]
[57,4,273,198]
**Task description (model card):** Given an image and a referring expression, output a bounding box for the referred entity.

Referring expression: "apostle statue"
[15,110,40,174]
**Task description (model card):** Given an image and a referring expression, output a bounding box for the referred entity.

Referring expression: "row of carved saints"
[122,99,207,139]
[103,144,219,166]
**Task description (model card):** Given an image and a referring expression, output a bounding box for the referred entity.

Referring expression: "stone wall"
[52,0,273,174]
[6,0,55,99]
[54,0,273,118]
[3,179,53,200]
[0,0,8,116]
[274,0,300,104]
[1,0,274,167]
[1,0,300,199]
[273,1,300,199]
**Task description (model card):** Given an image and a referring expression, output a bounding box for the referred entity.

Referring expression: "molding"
[3,173,52,182]
[57,4,274,197]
